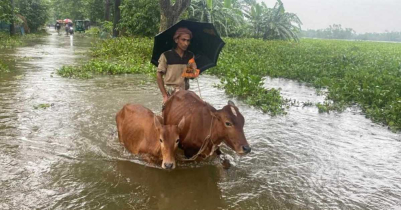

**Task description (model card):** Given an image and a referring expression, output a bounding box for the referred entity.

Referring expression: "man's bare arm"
[157,72,168,103]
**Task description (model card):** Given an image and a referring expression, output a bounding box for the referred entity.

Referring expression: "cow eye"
[225,122,232,127]
[159,139,163,143]
[176,139,180,143]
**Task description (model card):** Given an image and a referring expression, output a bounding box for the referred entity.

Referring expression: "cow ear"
[154,116,162,130]
[228,100,236,107]
[177,117,185,131]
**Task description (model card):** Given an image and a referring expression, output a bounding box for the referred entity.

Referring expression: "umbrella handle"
[196,78,202,100]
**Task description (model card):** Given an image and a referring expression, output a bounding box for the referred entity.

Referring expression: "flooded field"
[0,29,400,210]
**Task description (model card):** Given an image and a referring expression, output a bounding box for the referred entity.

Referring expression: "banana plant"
[260,0,302,41]
[189,0,245,36]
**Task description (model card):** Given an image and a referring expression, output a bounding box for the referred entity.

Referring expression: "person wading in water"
[156,27,198,104]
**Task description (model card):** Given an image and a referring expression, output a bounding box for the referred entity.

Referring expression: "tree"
[0,0,17,35]
[50,0,105,25]
[16,0,50,32]
[113,0,121,37]
[302,24,356,40]
[10,0,15,35]
[159,0,191,32]
[105,0,111,21]
[188,0,246,37]
[119,0,160,36]
[247,2,263,37]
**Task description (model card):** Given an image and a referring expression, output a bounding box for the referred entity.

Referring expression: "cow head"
[154,116,185,170]
[213,100,251,155]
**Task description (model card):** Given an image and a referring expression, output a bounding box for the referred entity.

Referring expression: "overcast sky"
[261,0,401,33]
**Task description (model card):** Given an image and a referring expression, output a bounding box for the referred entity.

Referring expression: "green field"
[57,37,401,131]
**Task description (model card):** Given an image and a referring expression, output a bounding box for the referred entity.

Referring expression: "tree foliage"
[188,0,245,37]
[249,0,302,41]
[119,0,160,36]
[16,0,49,32]
[50,0,105,24]
[159,0,191,31]
[302,25,401,42]
[0,1,14,23]
[187,0,301,40]
[302,24,355,40]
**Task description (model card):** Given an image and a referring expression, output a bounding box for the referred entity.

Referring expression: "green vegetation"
[0,60,8,73]
[213,38,401,130]
[186,0,301,40]
[0,31,48,49]
[33,103,52,109]
[58,37,155,78]
[0,32,22,48]
[50,0,105,24]
[1,0,49,33]
[303,24,401,42]
[58,37,401,130]
[17,0,49,32]
[119,0,160,36]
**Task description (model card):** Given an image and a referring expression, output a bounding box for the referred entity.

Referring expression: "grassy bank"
[58,37,401,131]
[0,32,23,49]
[0,31,47,49]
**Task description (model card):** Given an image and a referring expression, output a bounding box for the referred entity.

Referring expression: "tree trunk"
[159,0,191,32]
[113,0,121,37]
[10,0,16,36]
[105,0,111,21]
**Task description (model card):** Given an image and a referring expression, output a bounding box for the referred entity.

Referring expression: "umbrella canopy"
[63,19,72,23]
[151,20,225,73]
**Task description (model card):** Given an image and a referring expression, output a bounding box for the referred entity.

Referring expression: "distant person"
[65,23,69,35]
[55,22,61,34]
[157,27,197,104]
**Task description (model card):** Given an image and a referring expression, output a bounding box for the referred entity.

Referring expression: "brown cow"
[116,104,185,169]
[163,90,251,162]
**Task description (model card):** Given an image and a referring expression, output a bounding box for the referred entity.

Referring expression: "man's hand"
[186,67,194,73]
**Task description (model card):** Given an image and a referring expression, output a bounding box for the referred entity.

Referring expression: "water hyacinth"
[0,60,9,73]
[57,37,401,131]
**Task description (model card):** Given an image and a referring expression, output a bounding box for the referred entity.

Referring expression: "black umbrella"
[151,20,225,73]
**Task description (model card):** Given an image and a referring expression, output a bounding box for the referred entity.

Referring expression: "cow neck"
[182,113,218,161]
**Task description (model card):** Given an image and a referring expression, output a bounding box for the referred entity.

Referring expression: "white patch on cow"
[230,106,237,117]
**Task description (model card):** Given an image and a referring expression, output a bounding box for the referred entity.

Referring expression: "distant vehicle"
[74,20,90,33]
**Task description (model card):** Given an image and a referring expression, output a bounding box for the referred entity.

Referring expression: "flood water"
[1,29,400,210]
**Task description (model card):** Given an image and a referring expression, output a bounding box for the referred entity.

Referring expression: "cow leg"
[215,147,231,169]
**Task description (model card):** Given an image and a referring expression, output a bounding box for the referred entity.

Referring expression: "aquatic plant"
[212,38,401,131]
[0,60,9,73]
[57,37,401,130]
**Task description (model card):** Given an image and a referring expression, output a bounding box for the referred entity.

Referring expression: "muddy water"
[0,29,400,210]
